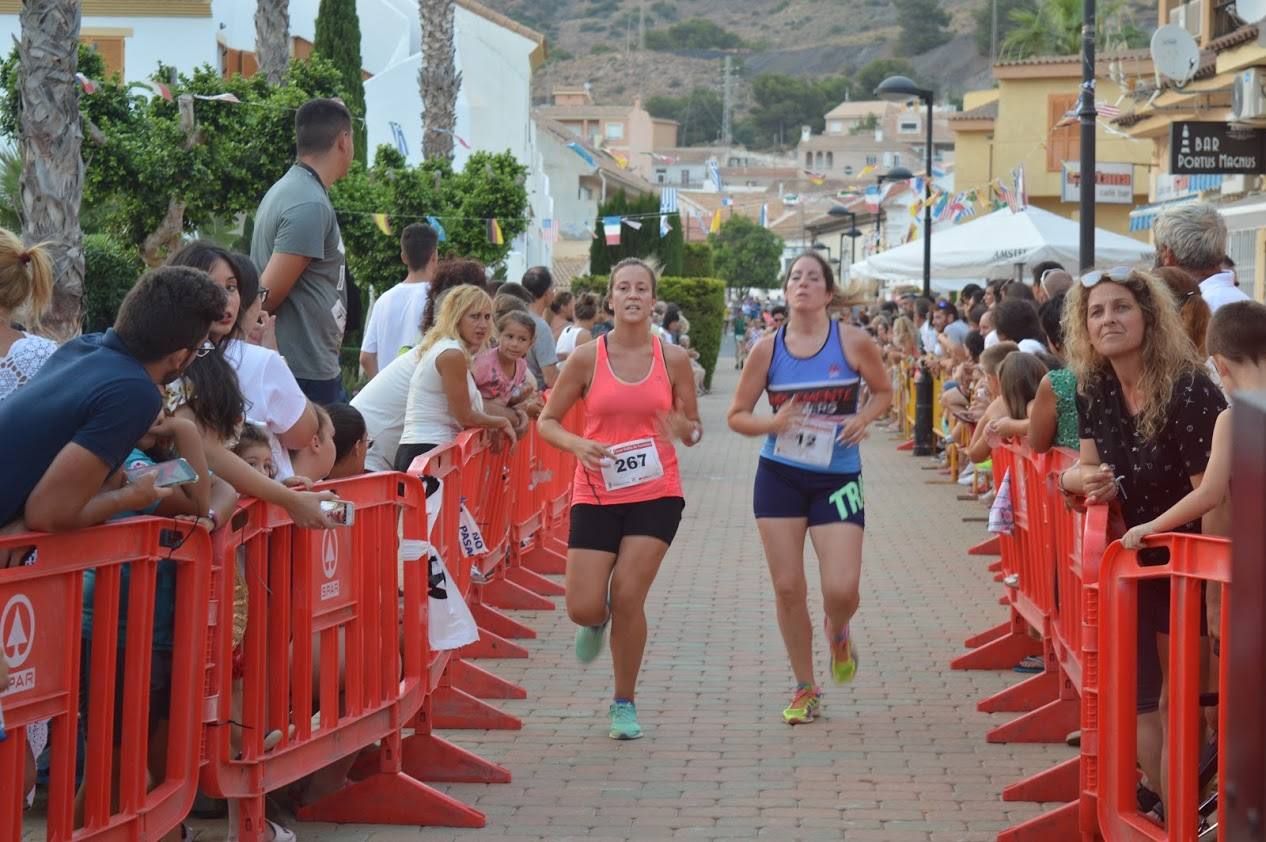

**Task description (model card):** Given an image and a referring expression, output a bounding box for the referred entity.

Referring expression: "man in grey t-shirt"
[253,98,354,403]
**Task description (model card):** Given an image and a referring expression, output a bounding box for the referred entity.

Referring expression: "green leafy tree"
[333,145,529,294]
[314,0,367,164]
[588,189,684,276]
[855,58,923,98]
[974,0,1037,57]
[644,87,723,146]
[0,52,347,264]
[682,242,713,277]
[894,0,952,55]
[1000,0,1148,58]
[644,18,746,50]
[741,73,855,149]
[709,214,784,290]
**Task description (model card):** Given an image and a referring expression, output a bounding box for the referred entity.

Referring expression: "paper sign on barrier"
[458,502,487,558]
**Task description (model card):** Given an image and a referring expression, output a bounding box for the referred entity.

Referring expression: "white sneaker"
[957,470,974,486]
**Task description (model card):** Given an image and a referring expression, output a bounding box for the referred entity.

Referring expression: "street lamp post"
[876,76,936,457]
[873,166,913,259]
[828,205,859,278]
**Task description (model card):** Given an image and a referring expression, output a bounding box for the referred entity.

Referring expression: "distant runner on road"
[726,252,892,725]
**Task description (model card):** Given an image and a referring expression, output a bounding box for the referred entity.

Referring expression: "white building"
[0,0,551,278]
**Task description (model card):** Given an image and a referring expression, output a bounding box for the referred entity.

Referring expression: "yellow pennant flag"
[859,164,876,177]
[709,209,722,234]
[487,217,504,245]
[610,150,629,169]
[372,213,392,236]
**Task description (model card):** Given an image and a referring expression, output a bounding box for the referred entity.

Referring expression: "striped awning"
[1129,175,1225,231]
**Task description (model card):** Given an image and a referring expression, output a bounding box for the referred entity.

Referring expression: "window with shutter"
[80,35,126,78]
[1047,94,1081,172]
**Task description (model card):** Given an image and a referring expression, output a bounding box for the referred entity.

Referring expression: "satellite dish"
[1236,0,1266,24]
[1151,24,1201,86]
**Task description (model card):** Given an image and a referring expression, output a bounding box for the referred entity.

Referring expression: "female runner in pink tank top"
[538,258,702,740]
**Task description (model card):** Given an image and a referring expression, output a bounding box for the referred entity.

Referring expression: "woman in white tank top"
[555,291,601,362]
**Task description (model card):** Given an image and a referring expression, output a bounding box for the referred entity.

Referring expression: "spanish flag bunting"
[709,209,722,234]
[486,217,504,245]
[372,213,392,236]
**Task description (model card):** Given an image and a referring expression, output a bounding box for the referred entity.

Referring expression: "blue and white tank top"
[759,321,862,474]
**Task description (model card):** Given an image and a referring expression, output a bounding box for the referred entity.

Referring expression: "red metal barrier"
[200,473,490,837]
[1096,534,1230,842]
[0,518,211,841]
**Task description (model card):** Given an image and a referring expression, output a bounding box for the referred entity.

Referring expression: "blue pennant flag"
[567,142,597,168]
[426,216,447,241]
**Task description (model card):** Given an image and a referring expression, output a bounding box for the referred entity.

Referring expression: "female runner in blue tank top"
[727,252,892,724]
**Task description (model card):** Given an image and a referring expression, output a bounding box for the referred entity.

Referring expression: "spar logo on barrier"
[2,594,35,695]
[320,531,340,601]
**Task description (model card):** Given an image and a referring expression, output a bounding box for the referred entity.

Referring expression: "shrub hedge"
[570,273,726,389]
[82,234,144,333]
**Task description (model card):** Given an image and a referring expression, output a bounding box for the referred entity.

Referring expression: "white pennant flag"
[622,218,643,230]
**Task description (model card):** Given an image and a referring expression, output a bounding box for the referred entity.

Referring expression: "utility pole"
[991,0,998,64]
[1078,0,1096,270]
[721,55,734,147]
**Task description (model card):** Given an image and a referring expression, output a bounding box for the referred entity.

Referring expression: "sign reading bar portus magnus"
[1170,122,1266,175]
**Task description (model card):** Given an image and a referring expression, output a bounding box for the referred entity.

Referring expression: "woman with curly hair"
[1055,266,1223,817]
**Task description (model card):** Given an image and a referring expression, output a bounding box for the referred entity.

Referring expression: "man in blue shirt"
[0,266,227,534]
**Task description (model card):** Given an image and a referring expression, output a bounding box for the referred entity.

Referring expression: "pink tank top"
[570,335,682,506]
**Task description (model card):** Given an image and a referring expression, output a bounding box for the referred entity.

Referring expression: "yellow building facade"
[953,56,1154,240]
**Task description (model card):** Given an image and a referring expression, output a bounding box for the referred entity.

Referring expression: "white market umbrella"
[849,205,1155,283]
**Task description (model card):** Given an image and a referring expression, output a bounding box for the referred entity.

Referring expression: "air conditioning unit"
[1232,68,1266,120]
[1171,0,1203,38]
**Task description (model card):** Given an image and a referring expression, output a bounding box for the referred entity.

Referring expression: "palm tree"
[256,0,290,86]
[419,0,461,161]
[1001,0,1140,60]
[19,0,85,339]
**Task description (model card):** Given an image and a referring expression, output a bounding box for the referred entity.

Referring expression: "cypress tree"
[314,0,367,163]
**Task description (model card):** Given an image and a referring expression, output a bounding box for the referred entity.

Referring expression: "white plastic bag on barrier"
[427,551,479,651]
[458,500,487,557]
[989,468,1014,536]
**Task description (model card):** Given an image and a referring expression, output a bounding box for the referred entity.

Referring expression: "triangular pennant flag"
[426,216,447,241]
[372,213,392,236]
[659,188,678,213]
[759,204,768,228]
[659,214,671,237]
[75,73,97,94]
[623,218,643,230]
[859,164,876,177]
[566,142,597,168]
[541,218,558,242]
[709,209,722,234]
[193,92,241,103]
[603,215,621,245]
[137,80,172,101]
[486,217,504,245]
[721,196,733,207]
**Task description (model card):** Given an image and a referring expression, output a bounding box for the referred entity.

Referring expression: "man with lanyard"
[253,98,355,403]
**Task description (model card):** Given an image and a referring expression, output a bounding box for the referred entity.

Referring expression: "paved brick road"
[34,355,1075,841]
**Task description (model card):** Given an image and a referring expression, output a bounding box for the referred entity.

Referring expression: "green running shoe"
[609,700,643,740]
[574,620,608,663]
[825,618,859,685]
[782,685,821,725]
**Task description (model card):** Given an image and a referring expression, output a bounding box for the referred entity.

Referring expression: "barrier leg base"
[505,565,566,597]
[431,684,522,730]
[400,731,512,784]
[520,542,567,575]
[459,627,530,659]
[964,620,1011,649]
[978,668,1059,713]
[481,576,556,611]
[896,438,914,451]
[950,630,1040,671]
[969,536,1001,556]
[448,658,527,700]
[988,559,1003,573]
[470,602,537,640]
[996,799,1079,841]
[1003,756,1079,803]
[296,771,485,828]
[986,697,1078,744]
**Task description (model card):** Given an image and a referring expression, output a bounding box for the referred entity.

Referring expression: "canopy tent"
[849,205,1155,284]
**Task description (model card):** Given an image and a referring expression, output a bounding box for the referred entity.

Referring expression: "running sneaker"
[609,700,643,740]
[824,618,859,685]
[574,619,608,663]
[782,685,822,725]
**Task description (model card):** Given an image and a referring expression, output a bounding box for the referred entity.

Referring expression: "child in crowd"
[1122,300,1266,549]
[987,352,1049,440]
[233,423,277,479]
[473,312,539,434]
[325,403,368,479]
[289,403,337,483]
[965,341,1020,467]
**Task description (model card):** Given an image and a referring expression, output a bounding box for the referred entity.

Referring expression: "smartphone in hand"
[321,499,355,527]
[126,457,199,489]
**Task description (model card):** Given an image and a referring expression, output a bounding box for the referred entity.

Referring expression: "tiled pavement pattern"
[28,353,1074,841]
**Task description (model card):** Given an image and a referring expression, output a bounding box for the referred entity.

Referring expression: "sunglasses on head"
[1080,266,1133,288]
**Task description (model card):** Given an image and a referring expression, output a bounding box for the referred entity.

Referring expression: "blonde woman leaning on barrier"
[727,252,891,726]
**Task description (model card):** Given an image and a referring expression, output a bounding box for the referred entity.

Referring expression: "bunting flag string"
[603,216,621,245]
[426,216,447,241]
[566,142,597,167]
[372,213,392,236]
[75,73,98,94]
[541,218,559,242]
[486,217,504,245]
[708,209,722,234]
[622,218,643,230]
[426,127,472,150]
[659,214,671,237]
